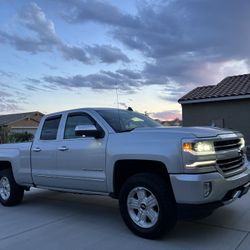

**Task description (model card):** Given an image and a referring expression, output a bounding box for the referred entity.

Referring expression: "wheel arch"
[112,159,173,199]
[0,161,12,172]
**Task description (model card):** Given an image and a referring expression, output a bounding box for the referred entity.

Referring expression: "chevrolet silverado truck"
[0,108,250,239]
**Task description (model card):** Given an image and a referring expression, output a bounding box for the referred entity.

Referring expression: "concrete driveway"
[0,188,250,250]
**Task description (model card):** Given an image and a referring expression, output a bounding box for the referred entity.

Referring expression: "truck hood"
[133,126,239,138]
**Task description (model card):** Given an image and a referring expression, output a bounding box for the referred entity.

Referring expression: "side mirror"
[75,125,103,138]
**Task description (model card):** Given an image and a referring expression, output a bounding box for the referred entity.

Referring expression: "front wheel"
[0,169,24,206]
[119,173,177,239]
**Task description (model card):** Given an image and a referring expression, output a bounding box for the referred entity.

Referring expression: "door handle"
[58,146,69,151]
[33,147,41,152]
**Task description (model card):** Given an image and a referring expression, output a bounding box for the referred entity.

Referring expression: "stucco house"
[0,111,44,143]
[178,73,250,151]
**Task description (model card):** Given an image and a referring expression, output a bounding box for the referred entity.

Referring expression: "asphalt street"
[0,188,250,250]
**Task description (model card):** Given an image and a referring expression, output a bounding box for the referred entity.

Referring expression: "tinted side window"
[40,116,61,140]
[64,113,95,139]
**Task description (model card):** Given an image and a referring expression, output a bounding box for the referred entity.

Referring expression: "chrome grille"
[214,138,241,151]
[217,156,244,173]
[214,138,245,177]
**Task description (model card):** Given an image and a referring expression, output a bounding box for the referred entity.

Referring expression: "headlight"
[183,141,215,155]
[194,141,215,153]
[182,140,216,170]
[240,138,245,149]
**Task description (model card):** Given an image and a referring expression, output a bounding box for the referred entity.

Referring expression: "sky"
[0,0,250,120]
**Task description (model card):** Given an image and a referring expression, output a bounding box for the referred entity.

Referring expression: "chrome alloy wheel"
[127,187,160,229]
[0,177,11,201]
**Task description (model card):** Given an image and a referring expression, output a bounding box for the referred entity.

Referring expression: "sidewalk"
[0,188,249,250]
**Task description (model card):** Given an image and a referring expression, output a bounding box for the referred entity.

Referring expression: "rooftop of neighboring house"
[178,73,250,104]
[0,111,44,126]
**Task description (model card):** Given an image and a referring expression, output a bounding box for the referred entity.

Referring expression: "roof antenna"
[127,107,133,111]
[116,87,123,131]
[116,88,119,109]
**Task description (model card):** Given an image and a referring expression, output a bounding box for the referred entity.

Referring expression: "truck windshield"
[96,109,162,133]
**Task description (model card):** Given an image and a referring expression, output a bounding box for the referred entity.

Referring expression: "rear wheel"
[119,173,177,239]
[0,169,24,206]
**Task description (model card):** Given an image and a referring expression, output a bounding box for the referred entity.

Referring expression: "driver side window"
[64,113,95,139]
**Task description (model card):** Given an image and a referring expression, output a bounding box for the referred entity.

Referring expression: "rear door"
[31,115,62,187]
[56,111,107,192]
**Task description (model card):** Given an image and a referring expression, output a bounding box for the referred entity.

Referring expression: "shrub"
[8,132,34,143]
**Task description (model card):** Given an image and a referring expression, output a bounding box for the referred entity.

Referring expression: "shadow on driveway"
[0,188,249,250]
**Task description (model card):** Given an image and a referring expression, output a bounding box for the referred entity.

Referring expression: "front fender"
[105,133,183,193]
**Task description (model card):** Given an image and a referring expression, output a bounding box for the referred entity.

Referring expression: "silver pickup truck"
[0,108,250,239]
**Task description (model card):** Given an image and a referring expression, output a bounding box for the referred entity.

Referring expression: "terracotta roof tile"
[178,74,250,103]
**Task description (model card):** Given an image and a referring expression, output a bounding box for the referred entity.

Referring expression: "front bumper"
[170,165,250,204]
[177,181,250,219]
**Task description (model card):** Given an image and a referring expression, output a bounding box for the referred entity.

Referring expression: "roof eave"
[0,112,44,126]
[179,94,250,104]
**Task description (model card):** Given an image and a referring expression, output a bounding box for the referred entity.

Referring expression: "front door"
[56,112,107,192]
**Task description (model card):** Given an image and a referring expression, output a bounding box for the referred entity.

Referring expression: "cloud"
[0,31,48,53]
[24,84,49,92]
[62,0,139,28]
[0,102,21,113]
[38,66,187,96]
[43,70,141,92]
[60,44,130,64]
[0,70,14,78]
[60,44,91,64]
[2,0,250,104]
[60,0,250,100]
[159,84,191,102]
[43,63,58,70]
[116,69,141,79]
[26,78,41,84]
[0,2,130,65]
[0,90,12,98]
[0,2,58,53]
[0,81,29,102]
[110,0,250,59]
[0,2,60,53]
[0,90,23,113]
[19,2,58,45]
[0,3,58,53]
[86,45,130,63]
[113,0,250,87]
[24,79,51,92]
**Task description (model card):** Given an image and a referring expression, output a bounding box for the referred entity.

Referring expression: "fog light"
[203,182,212,197]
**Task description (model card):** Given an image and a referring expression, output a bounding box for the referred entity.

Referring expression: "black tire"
[119,173,177,239]
[0,169,24,206]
